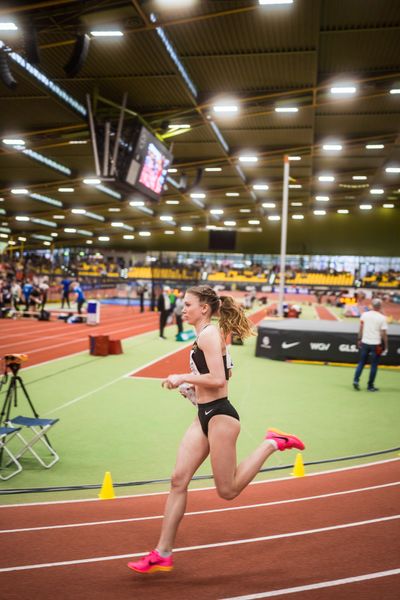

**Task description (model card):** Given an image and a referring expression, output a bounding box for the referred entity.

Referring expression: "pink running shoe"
[127,550,173,574]
[266,428,305,451]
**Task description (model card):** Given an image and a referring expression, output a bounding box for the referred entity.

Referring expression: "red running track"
[0,460,399,599]
[314,305,339,321]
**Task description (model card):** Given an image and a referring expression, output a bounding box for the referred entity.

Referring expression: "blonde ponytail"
[219,295,255,339]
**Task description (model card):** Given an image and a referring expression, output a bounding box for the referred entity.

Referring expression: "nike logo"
[281,341,300,349]
[205,409,214,415]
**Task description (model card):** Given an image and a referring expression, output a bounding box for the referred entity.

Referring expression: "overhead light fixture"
[210,209,224,215]
[98,236,110,241]
[259,0,293,4]
[330,85,357,95]
[383,203,394,208]
[139,231,151,237]
[291,202,303,206]
[268,215,280,221]
[315,195,329,202]
[292,214,304,220]
[224,220,236,226]
[111,221,124,227]
[18,236,27,241]
[240,208,251,213]
[248,219,260,225]
[160,215,174,221]
[288,156,301,161]
[83,177,101,185]
[253,184,269,191]
[2,138,25,146]
[238,155,258,163]
[289,184,302,189]
[0,22,18,31]
[71,208,86,214]
[337,209,349,214]
[64,228,76,233]
[58,187,74,192]
[360,204,372,210]
[370,188,384,195]
[90,31,124,37]
[166,200,180,204]
[322,144,342,151]
[226,192,240,197]
[190,192,206,198]
[205,167,222,172]
[352,175,367,181]
[30,192,63,207]
[85,211,105,222]
[130,200,145,207]
[262,202,276,208]
[275,106,298,113]
[11,188,28,195]
[86,240,93,244]
[108,207,121,212]
[51,232,58,237]
[365,144,384,150]
[318,175,335,182]
[213,103,239,114]
[164,230,175,235]
[313,210,326,215]
[385,166,400,173]
[181,226,193,231]
[168,124,190,130]
[168,168,178,173]
[15,216,30,222]
[68,140,88,144]
[53,215,65,220]
[123,234,135,240]
[390,88,400,95]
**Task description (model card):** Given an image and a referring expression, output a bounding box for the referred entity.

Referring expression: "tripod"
[0,362,52,461]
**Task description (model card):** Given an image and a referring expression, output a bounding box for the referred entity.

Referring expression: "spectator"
[22,280,33,311]
[60,276,72,308]
[157,286,172,339]
[73,281,86,314]
[174,290,184,336]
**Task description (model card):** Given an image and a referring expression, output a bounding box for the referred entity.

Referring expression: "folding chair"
[0,426,23,480]
[7,415,60,469]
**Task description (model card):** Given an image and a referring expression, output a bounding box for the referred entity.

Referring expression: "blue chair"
[7,415,60,469]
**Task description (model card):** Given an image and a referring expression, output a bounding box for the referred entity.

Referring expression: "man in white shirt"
[353,298,388,391]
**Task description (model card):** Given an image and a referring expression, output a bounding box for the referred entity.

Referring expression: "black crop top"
[190,341,231,380]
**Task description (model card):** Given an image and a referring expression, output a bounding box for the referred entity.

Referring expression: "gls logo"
[339,344,358,353]
[261,336,271,349]
[310,342,331,351]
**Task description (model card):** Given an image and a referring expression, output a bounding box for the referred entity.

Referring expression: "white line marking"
[1,457,399,508]
[220,568,400,599]
[1,481,398,534]
[0,515,398,572]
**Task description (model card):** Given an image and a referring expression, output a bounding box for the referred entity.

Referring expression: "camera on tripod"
[3,354,28,375]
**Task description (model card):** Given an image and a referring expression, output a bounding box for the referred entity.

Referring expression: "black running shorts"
[197,397,240,437]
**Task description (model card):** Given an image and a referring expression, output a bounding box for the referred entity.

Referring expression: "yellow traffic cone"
[292,453,305,477]
[98,471,116,499]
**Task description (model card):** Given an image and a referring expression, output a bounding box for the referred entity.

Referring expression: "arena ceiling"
[0,0,399,254]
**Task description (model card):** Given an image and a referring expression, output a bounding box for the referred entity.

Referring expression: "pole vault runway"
[1,460,399,599]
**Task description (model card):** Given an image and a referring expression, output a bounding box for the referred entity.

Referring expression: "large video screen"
[123,126,172,201]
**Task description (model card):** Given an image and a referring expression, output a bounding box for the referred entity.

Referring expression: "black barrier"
[256,319,400,366]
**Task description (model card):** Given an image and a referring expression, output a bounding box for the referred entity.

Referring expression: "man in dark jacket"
[157,287,171,339]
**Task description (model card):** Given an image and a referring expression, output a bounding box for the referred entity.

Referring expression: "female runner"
[128,285,305,573]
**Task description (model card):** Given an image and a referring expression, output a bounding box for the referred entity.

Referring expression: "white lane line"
[220,569,400,599]
[2,457,399,508]
[1,481,398,534]
[0,514,398,573]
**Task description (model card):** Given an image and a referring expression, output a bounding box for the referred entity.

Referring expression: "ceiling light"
[98,236,110,242]
[248,219,260,225]
[64,228,76,233]
[318,175,335,182]
[0,233,8,238]
[291,202,303,207]
[160,215,173,221]
[111,222,124,227]
[53,215,65,219]
[83,177,101,185]
[210,209,224,215]
[168,168,178,173]
[108,207,121,212]
[181,226,193,231]
[315,195,329,202]
[3,138,25,146]
[190,193,206,198]
[226,192,240,197]
[139,231,151,237]
[18,236,27,241]
[11,188,28,195]
[337,209,349,214]
[259,0,293,4]
[58,187,74,192]
[205,167,222,172]
[262,202,276,208]
[164,230,175,235]
[240,208,251,213]
[238,155,258,163]
[313,210,326,216]
[168,124,190,129]
[268,215,280,221]
[213,104,239,113]
[51,232,58,237]
[15,216,30,221]
[129,200,145,207]
[330,85,357,95]
[322,144,342,151]
[224,220,236,226]
[90,31,124,37]
[390,88,400,94]
[288,156,301,161]
[292,214,304,220]
[289,184,302,189]
[71,208,86,214]
[166,200,180,204]
[365,144,384,150]
[385,166,400,174]
[275,106,298,113]
[253,184,269,191]
[360,204,372,210]
[43,241,51,246]
[352,176,367,181]
[383,204,394,208]
[0,23,18,31]
[370,188,384,195]
[68,140,87,144]
[123,234,135,240]
[86,240,93,244]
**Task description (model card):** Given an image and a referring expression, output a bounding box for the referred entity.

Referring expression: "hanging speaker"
[63,33,90,77]
[24,24,40,64]
[0,49,17,89]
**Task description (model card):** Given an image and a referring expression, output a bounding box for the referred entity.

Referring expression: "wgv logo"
[310,342,331,351]
[339,344,358,353]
